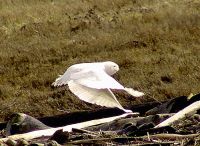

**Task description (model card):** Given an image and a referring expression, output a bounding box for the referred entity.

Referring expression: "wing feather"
[68,81,127,111]
[52,66,86,86]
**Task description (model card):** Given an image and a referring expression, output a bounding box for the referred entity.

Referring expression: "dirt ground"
[0,0,200,122]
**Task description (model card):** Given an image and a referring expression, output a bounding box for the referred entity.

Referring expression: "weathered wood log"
[0,101,159,131]
[155,101,200,128]
[0,108,125,131]
[39,107,126,127]
[72,128,98,135]
[0,113,134,142]
[85,114,172,132]
[67,133,199,145]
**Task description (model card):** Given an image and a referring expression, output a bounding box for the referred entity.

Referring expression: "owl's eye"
[113,65,118,70]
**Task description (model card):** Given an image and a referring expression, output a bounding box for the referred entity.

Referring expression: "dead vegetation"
[0,0,200,121]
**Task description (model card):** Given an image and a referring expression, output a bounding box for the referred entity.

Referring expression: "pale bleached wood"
[0,113,134,142]
[155,101,200,128]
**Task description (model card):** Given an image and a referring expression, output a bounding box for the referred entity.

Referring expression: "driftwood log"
[155,101,200,128]
[67,133,200,145]
[0,113,134,142]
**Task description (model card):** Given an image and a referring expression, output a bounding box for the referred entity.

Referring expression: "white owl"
[52,61,144,112]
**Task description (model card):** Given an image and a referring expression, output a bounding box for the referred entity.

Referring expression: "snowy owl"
[52,61,144,112]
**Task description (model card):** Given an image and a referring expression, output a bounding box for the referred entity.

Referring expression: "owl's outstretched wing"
[68,80,131,112]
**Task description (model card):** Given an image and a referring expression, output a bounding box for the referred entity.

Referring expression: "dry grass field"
[0,0,200,122]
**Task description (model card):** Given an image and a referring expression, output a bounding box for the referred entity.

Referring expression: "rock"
[49,129,69,144]
[6,113,50,136]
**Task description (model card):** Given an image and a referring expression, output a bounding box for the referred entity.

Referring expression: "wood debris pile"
[0,94,199,146]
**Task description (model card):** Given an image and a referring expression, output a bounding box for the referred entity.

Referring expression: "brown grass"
[0,0,200,122]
